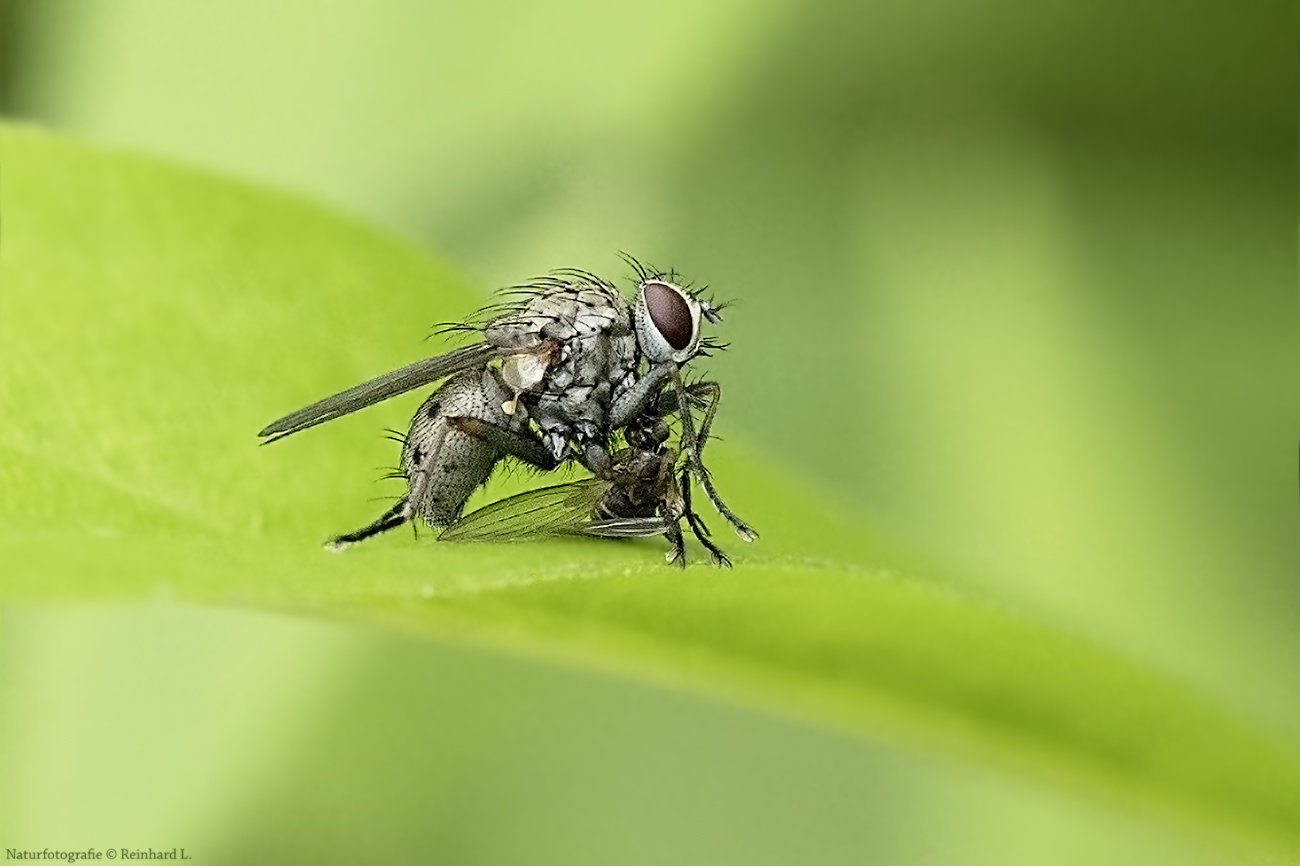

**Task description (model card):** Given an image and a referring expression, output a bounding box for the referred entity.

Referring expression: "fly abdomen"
[401,368,524,526]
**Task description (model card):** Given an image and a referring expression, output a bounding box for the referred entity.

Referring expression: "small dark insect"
[259,258,755,553]
[440,387,731,566]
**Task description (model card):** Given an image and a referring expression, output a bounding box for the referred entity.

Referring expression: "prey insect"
[258,258,756,550]
[440,384,731,566]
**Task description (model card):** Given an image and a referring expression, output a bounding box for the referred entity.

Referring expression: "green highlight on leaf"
[2,123,1297,861]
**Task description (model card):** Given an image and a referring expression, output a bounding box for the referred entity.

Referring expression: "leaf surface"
[2,124,1297,861]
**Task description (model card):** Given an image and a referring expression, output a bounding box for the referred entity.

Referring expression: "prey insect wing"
[438,478,612,542]
[581,517,674,538]
[259,343,500,442]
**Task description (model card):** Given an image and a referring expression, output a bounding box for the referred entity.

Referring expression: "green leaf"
[2,123,1298,861]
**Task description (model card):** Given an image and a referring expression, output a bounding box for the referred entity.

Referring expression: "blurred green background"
[0,0,1295,863]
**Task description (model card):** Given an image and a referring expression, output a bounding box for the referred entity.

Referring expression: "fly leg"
[680,467,731,567]
[689,381,721,446]
[326,496,415,551]
[613,364,753,540]
[325,431,444,551]
[664,519,687,568]
[449,418,612,478]
[444,417,561,470]
[640,378,718,438]
[656,380,721,450]
[609,363,676,429]
[668,366,757,541]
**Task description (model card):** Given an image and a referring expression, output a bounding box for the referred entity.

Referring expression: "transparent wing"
[259,343,500,442]
[438,478,612,542]
[580,517,673,538]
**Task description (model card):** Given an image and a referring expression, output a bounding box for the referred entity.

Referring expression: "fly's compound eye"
[636,280,701,364]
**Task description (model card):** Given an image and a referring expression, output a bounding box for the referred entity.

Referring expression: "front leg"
[656,380,721,451]
[669,366,757,542]
[680,467,731,567]
[609,362,677,429]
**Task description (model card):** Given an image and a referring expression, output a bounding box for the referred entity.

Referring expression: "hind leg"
[325,495,417,551]
[326,432,442,551]
[444,416,560,469]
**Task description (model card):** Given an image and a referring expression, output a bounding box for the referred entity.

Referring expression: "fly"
[258,257,756,549]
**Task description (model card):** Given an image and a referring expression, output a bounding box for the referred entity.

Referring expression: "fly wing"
[438,478,610,542]
[259,343,500,442]
[578,517,673,538]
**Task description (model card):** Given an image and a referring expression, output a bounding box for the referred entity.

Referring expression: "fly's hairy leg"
[669,366,757,541]
[326,497,414,551]
[608,362,676,430]
[653,380,719,440]
[444,417,561,470]
[662,380,723,528]
[687,381,721,446]
[600,371,714,480]
[325,426,447,551]
[664,519,687,567]
[680,466,731,566]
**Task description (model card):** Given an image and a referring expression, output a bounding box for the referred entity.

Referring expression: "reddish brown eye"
[643,281,694,351]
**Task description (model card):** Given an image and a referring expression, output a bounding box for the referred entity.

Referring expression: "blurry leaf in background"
[0,602,1237,866]
[2,126,1298,864]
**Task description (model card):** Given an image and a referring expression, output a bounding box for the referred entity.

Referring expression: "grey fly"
[258,258,756,548]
